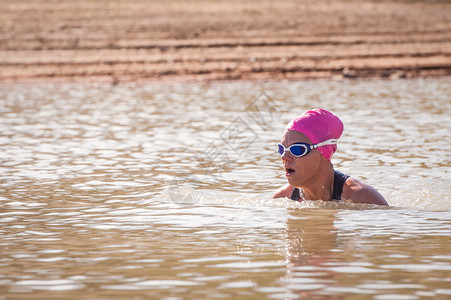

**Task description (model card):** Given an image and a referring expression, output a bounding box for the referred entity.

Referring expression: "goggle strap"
[314,139,338,148]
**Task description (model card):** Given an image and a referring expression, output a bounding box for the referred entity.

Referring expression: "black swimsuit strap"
[289,186,301,201]
[331,171,350,200]
[289,170,349,201]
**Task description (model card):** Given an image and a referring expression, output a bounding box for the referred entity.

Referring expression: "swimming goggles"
[277,139,338,157]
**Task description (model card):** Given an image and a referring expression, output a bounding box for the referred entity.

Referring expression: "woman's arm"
[272,183,294,199]
[342,177,388,206]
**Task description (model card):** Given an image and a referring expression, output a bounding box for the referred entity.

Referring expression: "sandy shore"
[1,0,450,83]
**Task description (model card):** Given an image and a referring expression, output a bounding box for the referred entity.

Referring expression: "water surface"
[0,78,450,299]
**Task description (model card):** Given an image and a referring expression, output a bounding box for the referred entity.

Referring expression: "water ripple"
[0,78,450,299]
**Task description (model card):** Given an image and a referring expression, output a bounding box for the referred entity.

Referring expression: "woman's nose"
[281,150,292,161]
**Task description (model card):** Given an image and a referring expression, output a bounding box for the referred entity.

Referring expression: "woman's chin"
[286,176,299,187]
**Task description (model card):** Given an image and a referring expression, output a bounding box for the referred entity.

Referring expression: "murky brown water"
[1,78,450,299]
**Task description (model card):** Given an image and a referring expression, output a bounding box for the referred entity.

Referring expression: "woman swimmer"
[273,108,388,206]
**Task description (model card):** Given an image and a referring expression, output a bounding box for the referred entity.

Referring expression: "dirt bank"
[1,0,450,83]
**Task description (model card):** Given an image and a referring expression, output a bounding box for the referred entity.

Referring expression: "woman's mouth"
[285,168,296,176]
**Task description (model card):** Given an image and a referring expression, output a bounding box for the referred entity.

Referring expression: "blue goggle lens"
[277,144,285,156]
[290,145,307,156]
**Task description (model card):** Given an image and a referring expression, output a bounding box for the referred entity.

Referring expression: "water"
[0,78,450,299]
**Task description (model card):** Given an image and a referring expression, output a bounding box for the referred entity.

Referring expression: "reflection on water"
[0,78,450,299]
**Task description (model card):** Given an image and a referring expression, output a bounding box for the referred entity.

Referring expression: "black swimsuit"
[290,170,350,201]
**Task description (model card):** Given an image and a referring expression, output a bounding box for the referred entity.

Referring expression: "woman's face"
[280,130,323,187]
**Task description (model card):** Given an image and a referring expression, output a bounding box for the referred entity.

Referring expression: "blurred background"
[1,0,450,83]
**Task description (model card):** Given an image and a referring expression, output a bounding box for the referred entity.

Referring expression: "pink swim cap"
[285,108,344,161]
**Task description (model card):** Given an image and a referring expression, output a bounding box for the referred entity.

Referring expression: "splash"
[159,186,391,210]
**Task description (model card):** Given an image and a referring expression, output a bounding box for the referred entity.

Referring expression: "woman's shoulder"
[342,176,388,206]
[272,183,294,199]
